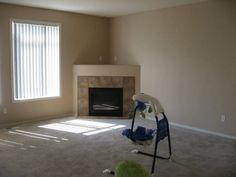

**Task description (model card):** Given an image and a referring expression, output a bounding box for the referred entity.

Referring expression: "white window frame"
[10,19,61,103]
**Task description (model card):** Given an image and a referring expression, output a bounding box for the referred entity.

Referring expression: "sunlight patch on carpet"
[38,119,126,135]
[39,123,95,133]
[83,125,126,136]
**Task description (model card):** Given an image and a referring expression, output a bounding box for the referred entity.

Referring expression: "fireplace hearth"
[89,88,123,116]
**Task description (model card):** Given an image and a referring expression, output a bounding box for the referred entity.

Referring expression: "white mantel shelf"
[73,64,141,116]
[73,64,140,76]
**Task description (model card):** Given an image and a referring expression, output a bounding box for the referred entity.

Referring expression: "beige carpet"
[0,117,235,177]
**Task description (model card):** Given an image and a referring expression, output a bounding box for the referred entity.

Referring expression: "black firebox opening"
[89,88,123,116]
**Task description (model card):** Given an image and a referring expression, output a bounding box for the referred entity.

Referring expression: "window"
[11,19,60,101]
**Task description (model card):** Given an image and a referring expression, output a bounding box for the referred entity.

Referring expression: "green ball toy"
[115,160,149,177]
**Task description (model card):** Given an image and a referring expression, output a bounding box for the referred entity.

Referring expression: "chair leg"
[133,150,170,160]
[150,116,160,175]
[162,112,172,158]
[130,107,137,140]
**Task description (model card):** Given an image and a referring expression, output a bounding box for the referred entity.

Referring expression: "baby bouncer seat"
[104,93,172,177]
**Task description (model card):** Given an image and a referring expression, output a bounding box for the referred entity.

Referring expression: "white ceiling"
[0,0,208,17]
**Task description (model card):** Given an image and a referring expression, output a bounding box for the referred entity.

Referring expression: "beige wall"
[0,3,109,125]
[0,1,235,137]
[110,0,236,136]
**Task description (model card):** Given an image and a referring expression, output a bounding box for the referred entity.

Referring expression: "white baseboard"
[169,122,236,140]
[0,113,72,129]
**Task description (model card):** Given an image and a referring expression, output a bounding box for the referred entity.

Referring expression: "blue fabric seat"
[122,126,155,142]
[122,117,169,143]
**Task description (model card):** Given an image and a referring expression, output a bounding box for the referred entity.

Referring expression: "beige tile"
[78,88,88,99]
[123,77,135,88]
[111,77,123,87]
[78,76,89,88]
[123,88,135,101]
[88,77,100,87]
[78,99,88,116]
[99,76,112,87]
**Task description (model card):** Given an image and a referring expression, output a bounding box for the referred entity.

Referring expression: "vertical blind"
[12,20,60,101]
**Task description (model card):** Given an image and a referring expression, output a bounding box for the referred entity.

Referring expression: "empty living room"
[0,0,235,177]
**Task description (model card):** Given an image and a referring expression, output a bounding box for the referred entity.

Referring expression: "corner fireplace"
[89,88,123,116]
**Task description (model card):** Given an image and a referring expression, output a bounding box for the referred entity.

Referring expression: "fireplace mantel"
[73,65,140,117]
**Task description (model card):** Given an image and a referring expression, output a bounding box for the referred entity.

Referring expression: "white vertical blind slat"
[25,24,29,99]
[15,23,20,99]
[36,25,39,98]
[22,24,26,99]
[46,26,49,96]
[28,25,32,98]
[32,25,36,98]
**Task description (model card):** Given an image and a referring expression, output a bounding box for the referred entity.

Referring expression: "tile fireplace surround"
[73,65,140,117]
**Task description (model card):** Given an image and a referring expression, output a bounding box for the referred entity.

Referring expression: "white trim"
[12,95,61,103]
[0,113,72,129]
[58,22,62,101]
[169,122,236,140]
[10,18,60,27]
[146,115,236,140]
[10,18,15,104]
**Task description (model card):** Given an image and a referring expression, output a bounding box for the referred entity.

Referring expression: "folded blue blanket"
[122,126,155,141]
